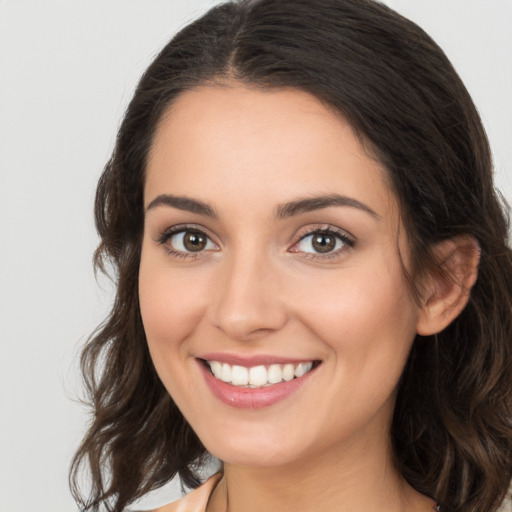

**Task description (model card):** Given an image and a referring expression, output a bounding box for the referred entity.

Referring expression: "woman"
[70,1,512,511]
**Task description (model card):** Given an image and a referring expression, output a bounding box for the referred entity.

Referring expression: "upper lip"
[198,352,320,367]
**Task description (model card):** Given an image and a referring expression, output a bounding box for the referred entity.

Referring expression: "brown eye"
[183,232,207,252]
[167,230,215,253]
[311,233,336,253]
[294,229,352,256]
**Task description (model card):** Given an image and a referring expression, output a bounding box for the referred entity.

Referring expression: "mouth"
[201,359,321,389]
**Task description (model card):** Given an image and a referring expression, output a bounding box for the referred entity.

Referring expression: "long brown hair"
[70,1,512,511]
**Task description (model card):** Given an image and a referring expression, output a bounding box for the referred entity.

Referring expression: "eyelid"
[154,223,216,241]
[152,222,355,261]
[289,224,356,258]
[294,224,355,244]
[153,223,219,258]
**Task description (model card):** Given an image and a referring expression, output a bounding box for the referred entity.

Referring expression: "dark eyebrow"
[145,194,217,218]
[274,194,379,220]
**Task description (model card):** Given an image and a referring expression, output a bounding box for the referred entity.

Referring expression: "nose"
[208,249,288,341]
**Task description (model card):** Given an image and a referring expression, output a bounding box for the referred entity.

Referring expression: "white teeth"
[282,364,295,381]
[231,365,249,386]
[210,361,222,378]
[267,364,283,384]
[207,360,315,388]
[294,362,313,378]
[221,363,231,383]
[249,365,267,386]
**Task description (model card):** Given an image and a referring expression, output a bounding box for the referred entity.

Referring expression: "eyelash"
[154,224,216,260]
[292,226,355,261]
[154,224,355,261]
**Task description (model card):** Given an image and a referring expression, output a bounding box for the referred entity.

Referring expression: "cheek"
[138,258,215,413]
[294,257,418,372]
[138,254,210,362]
[295,264,418,431]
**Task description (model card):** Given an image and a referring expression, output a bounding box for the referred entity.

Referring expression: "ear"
[416,235,480,336]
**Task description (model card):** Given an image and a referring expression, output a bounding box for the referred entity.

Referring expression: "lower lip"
[198,361,317,409]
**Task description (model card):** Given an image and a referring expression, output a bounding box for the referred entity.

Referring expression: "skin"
[139,85,443,511]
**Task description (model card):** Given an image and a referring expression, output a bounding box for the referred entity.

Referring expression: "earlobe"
[416,235,480,336]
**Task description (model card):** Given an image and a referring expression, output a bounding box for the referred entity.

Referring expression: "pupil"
[312,234,335,253]
[184,232,206,252]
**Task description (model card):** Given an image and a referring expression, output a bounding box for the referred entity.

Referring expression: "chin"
[202,431,304,469]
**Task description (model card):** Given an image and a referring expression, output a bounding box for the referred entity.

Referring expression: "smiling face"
[139,85,422,469]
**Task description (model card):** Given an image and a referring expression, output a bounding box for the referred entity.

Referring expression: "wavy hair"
[70,1,512,511]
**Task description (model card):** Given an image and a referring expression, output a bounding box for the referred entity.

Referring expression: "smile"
[198,357,321,409]
[205,360,315,388]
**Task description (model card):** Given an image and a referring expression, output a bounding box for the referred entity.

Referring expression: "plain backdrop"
[0,1,511,511]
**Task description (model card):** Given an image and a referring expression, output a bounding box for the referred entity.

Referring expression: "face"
[139,85,422,468]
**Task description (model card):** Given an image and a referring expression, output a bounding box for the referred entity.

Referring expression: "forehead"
[145,85,396,220]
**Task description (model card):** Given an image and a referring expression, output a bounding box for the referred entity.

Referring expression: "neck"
[207,427,432,512]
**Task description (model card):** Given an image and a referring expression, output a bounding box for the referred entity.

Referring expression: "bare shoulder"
[143,474,222,512]
[150,502,180,512]
[144,494,197,512]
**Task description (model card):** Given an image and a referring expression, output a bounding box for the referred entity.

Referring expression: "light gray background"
[0,1,511,511]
